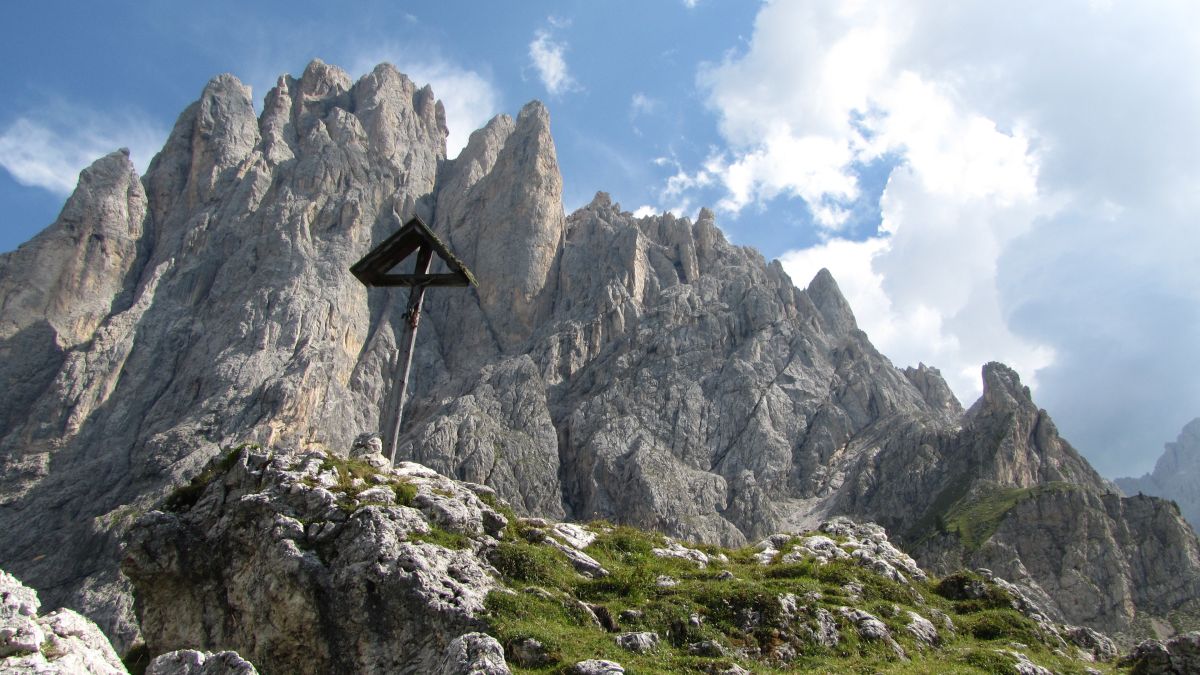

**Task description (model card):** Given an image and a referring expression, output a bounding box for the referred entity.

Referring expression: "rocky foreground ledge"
[0,569,255,674]
[0,442,1184,673]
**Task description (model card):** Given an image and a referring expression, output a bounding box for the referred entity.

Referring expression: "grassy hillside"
[479,509,1117,673]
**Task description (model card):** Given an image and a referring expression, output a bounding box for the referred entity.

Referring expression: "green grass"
[476,519,1114,674]
[489,540,578,590]
[411,525,472,550]
[957,608,1041,643]
[941,481,1079,550]
[163,444,255,512]
[315,454,417,510]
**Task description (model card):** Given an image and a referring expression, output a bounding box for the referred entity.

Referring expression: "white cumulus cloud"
[689,0,1200,476]
[529,28,577,96]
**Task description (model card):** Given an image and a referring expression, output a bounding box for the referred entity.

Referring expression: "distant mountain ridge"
[1117,418,1200,530]
[1,60,1197,653]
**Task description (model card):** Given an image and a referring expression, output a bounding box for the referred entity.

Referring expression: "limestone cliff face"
[0,60,447,650]
[1118,418,1200,531]
[0,60,1196,648]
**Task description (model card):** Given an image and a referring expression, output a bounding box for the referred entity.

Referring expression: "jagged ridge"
[0,60,1197,652]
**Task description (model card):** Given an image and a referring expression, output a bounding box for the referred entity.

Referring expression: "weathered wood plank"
[367,273,472,287]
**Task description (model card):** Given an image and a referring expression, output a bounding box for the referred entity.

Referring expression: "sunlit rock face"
[0,60,1197,648]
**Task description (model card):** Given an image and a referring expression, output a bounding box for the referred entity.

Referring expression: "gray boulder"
[146,650,258,675]
[437,633,510,675]
[614,632,659,654]
[568,660,624,675]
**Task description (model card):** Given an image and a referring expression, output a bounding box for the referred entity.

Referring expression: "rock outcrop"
[1122,631,1200,674]
[120,446,1116,674]
[1,59,1198,650]
[122,446,505,675]
[0,569,126,674]
[1118,418,1200,531]
[145,650,259,675]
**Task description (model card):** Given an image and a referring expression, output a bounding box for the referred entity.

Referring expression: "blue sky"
[2,1,1198,480]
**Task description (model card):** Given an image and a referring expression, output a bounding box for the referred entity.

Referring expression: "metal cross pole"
[385,243,433,464]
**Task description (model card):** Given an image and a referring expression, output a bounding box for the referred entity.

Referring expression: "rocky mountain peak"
[1117,417,1200,530]
[804,267,857,336]
[291,59,353,132]
[956,362,1110,492]
[0,148,147,443]
[141,71,258,250]
[971,361,1033,414]
[1156,418,1200,476]
[0,148,144,344]
[903,363,964,418]
[352,63,449,168]
[587,191,614,210]
[432,96,564,353]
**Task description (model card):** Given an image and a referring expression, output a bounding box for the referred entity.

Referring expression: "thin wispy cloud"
[630,93,659,117]
[0,107,165,196]
[529,28,577,96]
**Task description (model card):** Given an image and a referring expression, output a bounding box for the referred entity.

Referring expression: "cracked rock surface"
[122,446,506,675]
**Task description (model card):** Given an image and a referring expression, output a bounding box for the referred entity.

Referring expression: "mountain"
[1,60,1197,652]
[1117,418,1200,530]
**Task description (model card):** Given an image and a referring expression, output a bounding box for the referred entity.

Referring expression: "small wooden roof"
[350,215,477,287]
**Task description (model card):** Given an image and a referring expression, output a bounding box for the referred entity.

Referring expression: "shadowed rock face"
[1117,418,1200,530]
[1,60,1197,647]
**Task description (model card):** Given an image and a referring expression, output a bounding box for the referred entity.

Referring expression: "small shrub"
[813,559,861,587]
[576,564,657,602]
[763,561,818,579]
[40,638,67,661]
[393,480,417,506]
[934,570,1015,613]
[858,572,922,605]
[588,525,660,558]
[692,583,784,633]
[476,490,517,521]
[488,541,572,588]
[162,445,247,512]
[959,608,1040,643]
[162,481,208,512]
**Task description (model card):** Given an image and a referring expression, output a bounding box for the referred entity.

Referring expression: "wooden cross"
[351,214,476,464]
